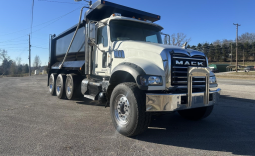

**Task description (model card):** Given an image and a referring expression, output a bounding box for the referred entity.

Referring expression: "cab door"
[94,25,110,76]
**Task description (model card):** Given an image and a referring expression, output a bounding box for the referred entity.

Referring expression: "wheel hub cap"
[49,77,54,91]
[115,95,130,125]
[56,79,61,94]
[66,78,72,95]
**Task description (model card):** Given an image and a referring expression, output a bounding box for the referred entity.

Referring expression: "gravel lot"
[0,75,254,155]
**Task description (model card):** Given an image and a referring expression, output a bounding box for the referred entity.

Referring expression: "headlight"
[148,76,161,85]
[209,76,216,84]
[140,75,163,86]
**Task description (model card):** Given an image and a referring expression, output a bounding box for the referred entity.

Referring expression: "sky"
[0,0,254,66]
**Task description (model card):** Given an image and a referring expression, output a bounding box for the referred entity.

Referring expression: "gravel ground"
[0,75,254,156]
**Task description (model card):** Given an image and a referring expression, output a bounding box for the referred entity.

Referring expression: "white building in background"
[34,70,39,75]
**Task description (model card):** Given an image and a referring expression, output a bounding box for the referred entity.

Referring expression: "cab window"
[97,26,108,47]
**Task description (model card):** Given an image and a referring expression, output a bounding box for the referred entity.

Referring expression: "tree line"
[0,49,42,76]
[186,32,255,62]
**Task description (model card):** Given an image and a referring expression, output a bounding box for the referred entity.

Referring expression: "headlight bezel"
[139,75,163,86]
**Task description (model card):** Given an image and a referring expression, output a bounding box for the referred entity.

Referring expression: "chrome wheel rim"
[56,78,61,94]
[49,76,54,91]
[66,77,72,95]
[114,95,130,125]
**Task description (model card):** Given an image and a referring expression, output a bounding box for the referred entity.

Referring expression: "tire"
[65,74,81,100]
[49,73,56,95]
[178,105,214,120]
[56,74,66,99]
[110,82,151,137]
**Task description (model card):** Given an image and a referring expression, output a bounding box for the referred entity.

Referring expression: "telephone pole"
[243,49,244,66]
[29,34,31,76]
[233,23,241,72]
[231,43,232,64]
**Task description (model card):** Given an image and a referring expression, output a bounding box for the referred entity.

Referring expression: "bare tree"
[0,49,9,61]
[239,32,255,43]
[170,33,191,46]
[16,57,22,66]
[213,40,222,46]
[33,55,41,70]
[10,61,17,75]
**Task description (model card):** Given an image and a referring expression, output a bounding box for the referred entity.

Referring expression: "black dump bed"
[49,21,86,70]
[86,0,160,22]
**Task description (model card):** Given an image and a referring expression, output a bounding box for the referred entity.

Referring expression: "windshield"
[110,20,162,44]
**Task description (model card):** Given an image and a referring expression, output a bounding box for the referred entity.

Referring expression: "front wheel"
[110,82,151,137]
[178,105,214,120]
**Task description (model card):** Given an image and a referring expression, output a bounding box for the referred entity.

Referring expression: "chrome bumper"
[146,88,221,112]
[146,67,221,112]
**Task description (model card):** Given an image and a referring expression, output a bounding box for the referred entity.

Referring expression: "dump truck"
[48,0,221,137]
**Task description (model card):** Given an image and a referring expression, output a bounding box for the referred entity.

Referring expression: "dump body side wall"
[47,21,86,86]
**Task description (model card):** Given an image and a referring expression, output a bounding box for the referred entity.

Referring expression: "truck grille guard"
[146,49,220,112]
[187,67,210,106]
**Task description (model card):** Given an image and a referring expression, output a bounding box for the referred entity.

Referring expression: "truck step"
[84,94,96,100]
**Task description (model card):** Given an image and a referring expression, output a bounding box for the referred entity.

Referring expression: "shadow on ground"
[75,94,255,155]
[75,97,105,107]
[220,94,255,104]
[133,95,255,155]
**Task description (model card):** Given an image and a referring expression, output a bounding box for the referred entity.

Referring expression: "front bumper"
[146,88,221,112]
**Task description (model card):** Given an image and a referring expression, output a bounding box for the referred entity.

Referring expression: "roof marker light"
[111,13,121,17]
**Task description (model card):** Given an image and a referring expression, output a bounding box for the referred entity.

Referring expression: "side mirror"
[161,32,170,45]
[88,38,105,53]
[89,23,96,40]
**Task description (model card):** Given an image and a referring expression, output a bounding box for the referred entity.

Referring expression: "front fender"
[111,58,166,90]
[111,62,148,90]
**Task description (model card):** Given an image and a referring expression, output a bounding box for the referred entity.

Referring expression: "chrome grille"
[171,54,207,86]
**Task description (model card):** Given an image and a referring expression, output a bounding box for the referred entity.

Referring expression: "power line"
[0,43,27,46]
[0,7,81,43]
[0,46,27,49]
[17,47,28,57]
[0,43,28,46]
[38,0,83,4]
[0,35,28,43]
[0,40,28,44]
[0,7,77,37]
[32,46,48,49]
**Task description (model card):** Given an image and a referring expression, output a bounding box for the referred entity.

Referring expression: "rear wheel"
[178,105,214,120]
[49,73,56,95]
[65,74,81,100]
[56,74,66,99]
[110,82,151,137]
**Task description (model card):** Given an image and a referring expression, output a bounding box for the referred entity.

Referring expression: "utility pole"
[29,34,31,76]
[231,43,232,64]
[233,23,241,72]
[243,49,244,66]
